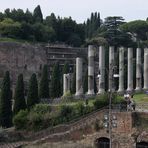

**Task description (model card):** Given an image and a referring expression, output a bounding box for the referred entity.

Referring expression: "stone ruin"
[63,45,148,96]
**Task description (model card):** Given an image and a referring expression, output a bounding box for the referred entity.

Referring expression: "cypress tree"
[13,74,27,115]
[0,71,12,128]
[94,74,98,94]
[62,62,69,74]
[83,69,88,94]
[50,62,61,98]
[39,65,49,98]
[71,66,76,94]
[33,5,43,23]
[27,73,39,108]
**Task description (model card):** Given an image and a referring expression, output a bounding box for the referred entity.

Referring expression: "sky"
[0,0,148,23]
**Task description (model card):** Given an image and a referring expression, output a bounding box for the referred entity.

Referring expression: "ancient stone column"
[88,45,95,95]
[63,74,70,95]
[135,48,142,91]
[109,46,115,92]
[75,57,83,96]
[118,47,124,93]
[98,46,105,94]
[143,48,148,90]
[127,48,133,92]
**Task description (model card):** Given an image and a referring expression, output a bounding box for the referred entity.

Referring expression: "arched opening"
[94,137,110,148]
[136,141,148,148]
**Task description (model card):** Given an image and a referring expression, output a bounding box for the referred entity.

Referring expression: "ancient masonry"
[63,46,148,96]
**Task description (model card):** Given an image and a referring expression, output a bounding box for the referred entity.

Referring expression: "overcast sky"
[0,0,148,23]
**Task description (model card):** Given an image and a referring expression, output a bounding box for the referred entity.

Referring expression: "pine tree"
[83,69,88,94]
[13,74,27,115]
[50,62,62,98]
[0,71,12,127]
[33,5,43,23]
[27,73,39,108]
[94,74,98,94]
[62,62,69,74]
[71,66,76,94]
[39,65,49,98]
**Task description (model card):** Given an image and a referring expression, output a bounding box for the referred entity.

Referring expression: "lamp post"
[98,65,119,148]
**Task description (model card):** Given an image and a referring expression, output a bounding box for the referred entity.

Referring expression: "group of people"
[124,93,136,111]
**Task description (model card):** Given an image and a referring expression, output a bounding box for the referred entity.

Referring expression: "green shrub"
[27,112,42,131]
[93,93,109,109]
[13,110,28,130]
[31,104,51,114]
[112,94,124,104]
[59,105,74,122]
[75,102,85,116]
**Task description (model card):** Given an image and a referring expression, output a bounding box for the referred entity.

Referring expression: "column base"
[126,88,134,93]
[75,91,83,96]
[143,88,148,91]
[135,87,142,92]
[117,89,124,94]
[97,89,105,94]
[87,90,95,95]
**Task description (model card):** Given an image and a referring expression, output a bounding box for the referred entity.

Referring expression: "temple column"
[127,48,133,92]
[63,74,70,95]
[135,48,142,91]
[98,46,105,94]
[143,48,148,90]
[109,46,115,91]
[118,47,124,93]
[75,57,83,96]
[88,45,95,95]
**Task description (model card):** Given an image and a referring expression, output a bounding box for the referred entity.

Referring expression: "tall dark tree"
[62,62,70,74]
[33,5,43,23]
[39,65,49,98]
[71,66,76,94]
[13,74,27,114]
[83,69,88,94]
[104,16,125,46]
[0,71,12,127]
[85,12,101,38]
[50,62,62,98]
[94,74,98,94]
[27,73,39,108]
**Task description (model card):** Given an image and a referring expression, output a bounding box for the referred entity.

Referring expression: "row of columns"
[63,45,148,96]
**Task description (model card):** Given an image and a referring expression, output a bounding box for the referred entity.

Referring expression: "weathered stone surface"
[0,42,46,86]
[88,45,95,95]
[75,58,83,96]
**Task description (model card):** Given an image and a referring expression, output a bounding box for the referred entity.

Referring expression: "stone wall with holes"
[0,42,47,88]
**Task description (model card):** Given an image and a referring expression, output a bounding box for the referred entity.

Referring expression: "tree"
[50,62,62,98]
[25,9,33,23]
[71,66,76,94]
[120,20,148,41]
[83,69,88,94]
[0,18,21,38]
[33,5,43,23]
[94,74,98,94]
[39,65,49,98]
[0,71,12,127]
[104,16,125,46]
[27,73,39,108]
[13,74,27,115]
[62,62,70,74]
[85,12,101,38]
